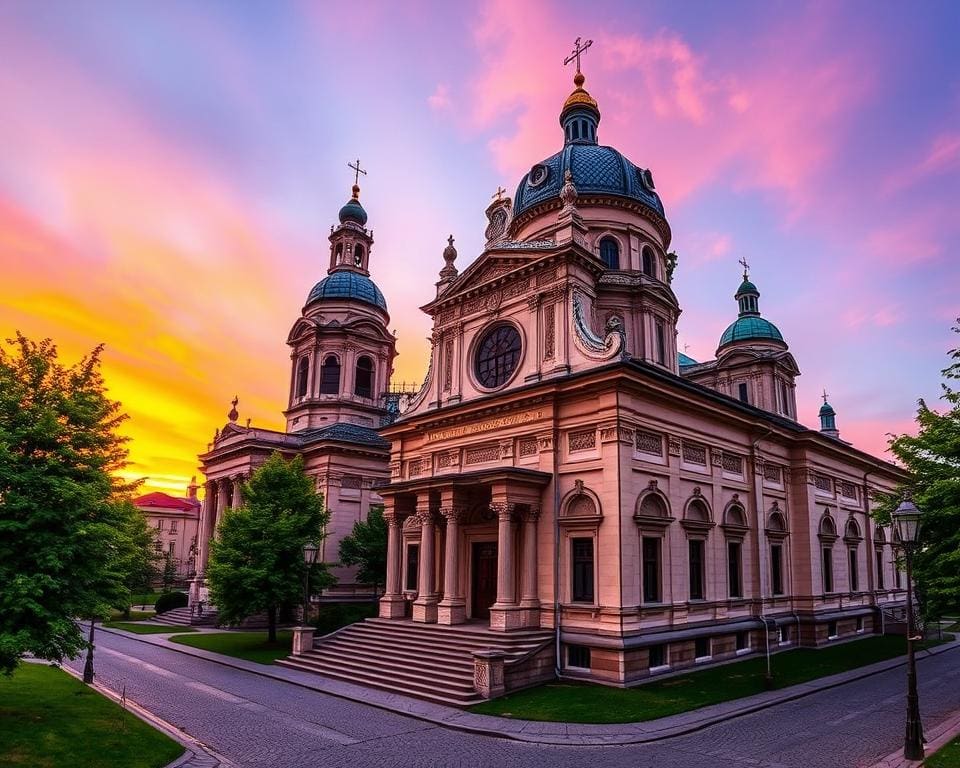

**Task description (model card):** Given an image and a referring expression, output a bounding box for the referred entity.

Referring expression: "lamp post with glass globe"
[302,542,320,625]
[893,495,925,761]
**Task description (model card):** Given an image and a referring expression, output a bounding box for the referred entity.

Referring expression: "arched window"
[319,355,340,395]
[295,356,309,399]
[334,243,343,263]
[686,499,710,522]
[354,356,373,398]
[353,243,365,268]
[599,237,620,269]
[642,247,656,277]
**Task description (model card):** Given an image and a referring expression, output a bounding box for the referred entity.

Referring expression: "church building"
[196,52,909,704]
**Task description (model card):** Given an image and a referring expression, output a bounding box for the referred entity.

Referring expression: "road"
[65,632,960,768]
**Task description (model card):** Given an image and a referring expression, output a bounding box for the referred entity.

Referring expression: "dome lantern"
[717,262,786,352]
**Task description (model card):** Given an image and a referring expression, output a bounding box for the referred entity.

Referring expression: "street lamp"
[302,542,320,625]
[893,495,924,761]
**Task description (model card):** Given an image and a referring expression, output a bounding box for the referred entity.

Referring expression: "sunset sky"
[1,1,958,494]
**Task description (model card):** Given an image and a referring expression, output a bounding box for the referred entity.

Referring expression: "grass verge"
[102,622,196,635]
[928,735,960,768]
[108,609,155,622]
[0,663,183,768]
[471,635,949,723]
[170,630,292,664]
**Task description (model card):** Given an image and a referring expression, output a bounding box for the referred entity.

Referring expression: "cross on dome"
[347,158,367,200]
[822,388,830,404]
[564,36,593,77]
[492,186,506,202]
[738,257,751,279]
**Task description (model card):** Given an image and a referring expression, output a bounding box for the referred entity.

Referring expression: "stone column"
[231,476,243,509]
[489,502,523,631]
[437,506,466,625]
[215,480,229,535]
[412,498,439,623]
[518,507,541,626]
[379,500,406,619]
[200,480,218,571]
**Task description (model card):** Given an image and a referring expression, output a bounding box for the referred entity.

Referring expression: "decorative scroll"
[571,290,624,361]
[443,339,453,392]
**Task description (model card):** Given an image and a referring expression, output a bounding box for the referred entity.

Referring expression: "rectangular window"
[405,543,420,591]
[571,538,595,603]
[728,541,742,598]
[822,547,834,593]
[876,550,885,590]
[154,541,163,553]
[770,544,784,596]
[827,620,838,639]
[567,644,591,669]
[169,520,178,534]
[648,644,667,669]
[689,539,705,600]
[738,382,749,403]
[155,519,163,530]
[642,537,661,603]
[779,625,789,644]
[856,617,864,633]
[694,636,711,659]
[736,631,749,651]
[167,541,175,555]
[655,319,666,365]
[895,565,902,589]
[848,547,859,592]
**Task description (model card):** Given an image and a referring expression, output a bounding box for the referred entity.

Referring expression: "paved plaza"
[62,631,960,768]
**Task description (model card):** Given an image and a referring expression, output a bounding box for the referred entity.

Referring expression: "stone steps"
[276,618,553,707]
[151,606,219,627]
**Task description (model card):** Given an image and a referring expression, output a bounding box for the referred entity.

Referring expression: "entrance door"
[471,541,498,620]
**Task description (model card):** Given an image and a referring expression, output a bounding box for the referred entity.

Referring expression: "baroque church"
[192,56,908,703]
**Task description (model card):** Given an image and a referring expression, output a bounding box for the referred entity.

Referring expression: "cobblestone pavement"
[64,632,960,768]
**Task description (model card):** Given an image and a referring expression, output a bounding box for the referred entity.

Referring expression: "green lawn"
[170,630,292,664]
[0,663,183,768]
[471,635,946,723]
[928,735,960,767]
[101,622,196,635]
[108,609,155,622]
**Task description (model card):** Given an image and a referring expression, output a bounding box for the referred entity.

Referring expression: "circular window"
[528,164,550,187]
[475,325,522,389]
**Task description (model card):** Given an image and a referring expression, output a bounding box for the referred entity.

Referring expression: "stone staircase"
[276,618,554,706]
[151,606,220,627]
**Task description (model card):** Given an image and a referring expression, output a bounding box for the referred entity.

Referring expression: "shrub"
[154,591,188,614]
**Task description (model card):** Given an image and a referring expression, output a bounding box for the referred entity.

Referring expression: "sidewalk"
[98,626,960,747]
[869,708,960,768]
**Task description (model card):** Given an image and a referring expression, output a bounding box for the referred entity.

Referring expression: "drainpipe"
[553,405,562,677]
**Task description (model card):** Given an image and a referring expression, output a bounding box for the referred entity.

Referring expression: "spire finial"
[738,256,750,280]
[822,388,829,405]
[348,158,366,198]
[564,36,593,83]
[492,186,506,202]
[228,395,239,423]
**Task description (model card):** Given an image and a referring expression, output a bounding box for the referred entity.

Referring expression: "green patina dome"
[719,316,784,347]
[819,401,836,417]
[736,278,758,296]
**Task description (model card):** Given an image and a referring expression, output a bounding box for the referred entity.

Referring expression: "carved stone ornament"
[559,169,578,212]
[692,486,702,497]
[574,479,585,494]
[668,437,682,456]
[489,502,516,521]
[647,479,659,491]
[571,290,625,361]
[537,434,554,451]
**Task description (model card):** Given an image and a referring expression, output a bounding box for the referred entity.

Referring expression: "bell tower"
[328,159,374,275]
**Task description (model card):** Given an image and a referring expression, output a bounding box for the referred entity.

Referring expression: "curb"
[98,626,960,747]
[54,659,234,768]
[868,709,960,768]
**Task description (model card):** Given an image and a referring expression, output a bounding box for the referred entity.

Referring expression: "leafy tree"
[161,552,177,591]
[0,334,132,673]
[339,504,387,595]
[207,452,332,642]
[874,321,960,620]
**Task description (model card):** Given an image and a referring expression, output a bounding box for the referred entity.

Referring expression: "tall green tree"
[207,452,332,641]
[338,504,387,595]
[875,321,960,619]
[0,334,132,673]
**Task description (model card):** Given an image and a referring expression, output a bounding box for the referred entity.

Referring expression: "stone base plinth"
[436,600,467,625]
[472,650,506,699]
[378,595,407,619]
[291,626,315,656]
[488,604,531,631]
[412,598,438,623]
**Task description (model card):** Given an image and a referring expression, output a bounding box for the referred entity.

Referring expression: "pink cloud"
[428,83,452,111]
[883,131,960,195]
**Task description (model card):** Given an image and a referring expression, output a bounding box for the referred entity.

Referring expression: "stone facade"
[134,484,201,579]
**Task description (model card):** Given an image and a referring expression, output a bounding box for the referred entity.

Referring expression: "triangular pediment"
[716,347,800,375]
[287,317,317,343]
[426,252,545,311]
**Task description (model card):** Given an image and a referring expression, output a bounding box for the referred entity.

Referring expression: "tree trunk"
[82,618,95,684]
[267,605,277,643]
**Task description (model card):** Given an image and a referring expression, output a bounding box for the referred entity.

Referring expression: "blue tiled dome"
[339,197,368,226]
[678,352,699,367]
[719,316,784,347]
[513,144,665,220]
[306,271,387,311]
